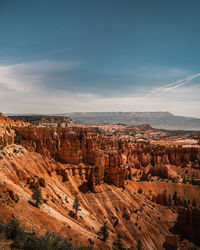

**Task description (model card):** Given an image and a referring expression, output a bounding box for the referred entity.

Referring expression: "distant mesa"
[60,112,200,131]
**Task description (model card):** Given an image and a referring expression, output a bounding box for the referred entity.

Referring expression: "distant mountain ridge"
[60,112,200,131]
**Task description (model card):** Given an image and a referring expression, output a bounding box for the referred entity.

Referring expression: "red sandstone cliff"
[13,126,200,189]
[0,114,200,249]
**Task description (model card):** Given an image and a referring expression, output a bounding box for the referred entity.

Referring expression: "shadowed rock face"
[0,114,200,249]
[174,207,200,246]
[13,126,200,190]
[0,127,15,146]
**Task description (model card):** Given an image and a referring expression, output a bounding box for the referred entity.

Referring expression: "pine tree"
[168,194,172,206]
[172,191,177,206]
[31,186,43,207]
[113,234,123,250]
[136,239,142,250]
[99,222,109,242]
[172,191,177,201]
[192,199,197,207]
[73,197,80,215]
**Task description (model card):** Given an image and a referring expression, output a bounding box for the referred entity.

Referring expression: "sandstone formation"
[13,126,129,190]
[13,126,200,190]
[10,115,73,127]
[175,207,200,246]
[0,113,26,147]
[0,113,25,127]
[0,127,15,146]
[0,114,200,249]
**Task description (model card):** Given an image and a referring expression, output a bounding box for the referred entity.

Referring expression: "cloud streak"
[147,73,200,97]
[0,60,79,93]
[0,60,200,118]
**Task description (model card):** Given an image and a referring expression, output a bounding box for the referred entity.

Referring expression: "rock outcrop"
[0,127,15,146]
[174,207,200,246]
[1,114,199,190]
[10,115,73,127]
[14,126,129,190]
[0,113,26,147]
[13,126,200,190]
[0,114,199,249]
[0,113,25,127]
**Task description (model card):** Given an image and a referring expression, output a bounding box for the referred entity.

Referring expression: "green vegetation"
[137,187,143,194]
[0,219,93,250]
[31,186,43,207]
[172,191,177,206]
[69,197,81,219]
[73,197,80,215]
[168,194,172,205]
[98,222,109,242]
[14,130,23,145]
[113,234,127,250]
[136,239,142,250]
[0,144,6,150]
[192,199,197,208]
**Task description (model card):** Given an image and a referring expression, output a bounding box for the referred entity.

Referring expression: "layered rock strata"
[13,126,200,190]
[14,126,128,190]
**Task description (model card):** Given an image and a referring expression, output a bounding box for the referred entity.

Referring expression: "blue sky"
[0,0,200,117]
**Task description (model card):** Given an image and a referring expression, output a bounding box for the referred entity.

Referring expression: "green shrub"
[136,239,142,250]
[69,210,77,219]
[137,187,143,194]
[0,219,94,250]
[5,219,22,240]
[98,222,109,242]
[73,197,80,215]
[31,186,43,207]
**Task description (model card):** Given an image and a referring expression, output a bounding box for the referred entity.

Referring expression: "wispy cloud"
[0,60,79,93]
[147,73,200,97]
[0,61,200,118]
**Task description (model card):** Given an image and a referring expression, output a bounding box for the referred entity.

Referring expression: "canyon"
[0,113,200,249]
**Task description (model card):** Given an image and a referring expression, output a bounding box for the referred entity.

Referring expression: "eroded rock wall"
[14,126,129,189]
[0,127,15,146]
[0,113,26,147]
[175,207,200,246]
[14,126,200,189]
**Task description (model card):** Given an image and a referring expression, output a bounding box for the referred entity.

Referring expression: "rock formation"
[174,207,200,246]
[10,115,73,127]
[0,114,200,249]
[12,125,200,190]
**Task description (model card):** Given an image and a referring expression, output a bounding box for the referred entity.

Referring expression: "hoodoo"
[0,114,200,249]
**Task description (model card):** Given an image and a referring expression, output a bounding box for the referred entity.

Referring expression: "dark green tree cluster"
[31,186,43,207]
[137,187,143,194]
[136,239,142,250]
[169,191,198,208]
[0,219,93,250]
[112,234,127,250]
[98,222,109,242]
[73,197,80,215]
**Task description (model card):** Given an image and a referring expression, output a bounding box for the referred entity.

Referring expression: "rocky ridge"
[10,115,73,128]
[14,126,200,190]
[0,114,200,249]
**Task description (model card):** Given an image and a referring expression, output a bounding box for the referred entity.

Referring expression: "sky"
[0,0,200,117]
